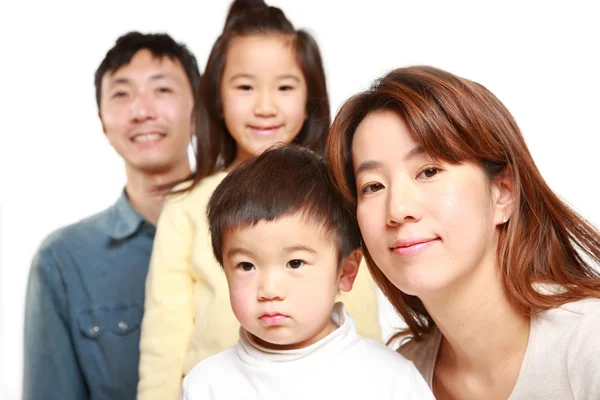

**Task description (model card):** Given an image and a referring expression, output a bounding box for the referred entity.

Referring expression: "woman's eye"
[157,87,173,93]
[238,262,255,271]
[279,85,294,91]
[237,85,252,91]
[417,167,440,179]
[287,259,305,269]
[360,182,384,194]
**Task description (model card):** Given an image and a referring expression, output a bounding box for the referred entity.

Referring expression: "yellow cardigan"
[137,171,381,400]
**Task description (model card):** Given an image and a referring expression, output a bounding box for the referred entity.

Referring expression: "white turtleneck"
[180,302,434,400]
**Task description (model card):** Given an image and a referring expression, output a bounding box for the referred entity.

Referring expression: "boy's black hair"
[207,145,361,265]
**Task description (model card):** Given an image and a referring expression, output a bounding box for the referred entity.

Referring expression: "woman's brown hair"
[183,0,330,192]
[326,65,600,343]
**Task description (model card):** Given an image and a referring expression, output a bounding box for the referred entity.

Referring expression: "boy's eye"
[360,182,384,194]
[236,85,252,91]
[417,167,441,180]
[238,262,255,271]
[286,259,305,269]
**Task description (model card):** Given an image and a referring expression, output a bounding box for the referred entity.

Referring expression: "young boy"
[180,145,434,399]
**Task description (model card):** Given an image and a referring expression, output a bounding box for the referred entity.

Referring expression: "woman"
[326,65,600,399]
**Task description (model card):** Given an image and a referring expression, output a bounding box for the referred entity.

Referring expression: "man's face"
[99,49,194,174]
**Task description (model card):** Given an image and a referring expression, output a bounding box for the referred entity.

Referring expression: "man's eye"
[112,91,128,98]
[287,260,305,269]
[238,262,255,271]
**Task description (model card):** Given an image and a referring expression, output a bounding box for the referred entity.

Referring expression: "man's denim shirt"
[24,191,156,400]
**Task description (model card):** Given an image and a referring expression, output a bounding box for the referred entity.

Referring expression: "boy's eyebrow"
[226,247,254,258]
[284,245,317,254]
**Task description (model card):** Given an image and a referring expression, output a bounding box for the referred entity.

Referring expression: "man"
[23,31,200,400]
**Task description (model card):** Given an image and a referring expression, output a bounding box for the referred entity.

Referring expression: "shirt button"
[118,321,128,331]
[89,326,100,334]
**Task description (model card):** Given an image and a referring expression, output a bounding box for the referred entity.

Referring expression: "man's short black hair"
[94,31,201,108]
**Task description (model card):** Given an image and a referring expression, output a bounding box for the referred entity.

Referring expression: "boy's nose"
[257,272,284,301]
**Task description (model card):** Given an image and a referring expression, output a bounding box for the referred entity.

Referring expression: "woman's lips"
[391,238,439,256]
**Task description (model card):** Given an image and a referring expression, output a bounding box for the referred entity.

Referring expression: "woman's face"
[352,109,509,300]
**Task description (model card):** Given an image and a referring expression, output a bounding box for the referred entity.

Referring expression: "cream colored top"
[398,298,600,399]
[137,172,382,400]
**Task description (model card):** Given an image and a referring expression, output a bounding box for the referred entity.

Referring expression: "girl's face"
[221,34,308,167]
[352,110,511,301]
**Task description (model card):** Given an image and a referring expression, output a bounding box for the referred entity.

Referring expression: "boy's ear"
[338,248,362,293]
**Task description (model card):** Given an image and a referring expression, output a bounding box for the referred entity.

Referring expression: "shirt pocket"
[75,303,143,398]
[78,304,142,338]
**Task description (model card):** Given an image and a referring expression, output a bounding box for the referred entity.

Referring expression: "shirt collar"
[107,189,151,240]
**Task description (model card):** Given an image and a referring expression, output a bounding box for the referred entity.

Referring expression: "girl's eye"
[238,262,255,271]
[287,259,305,269]
[360,182,384,194]
[237,85,252,91]
[417,167,441,180]
[112,91,128,98]
[279,85,294,91]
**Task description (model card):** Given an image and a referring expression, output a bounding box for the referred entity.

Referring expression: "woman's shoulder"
[536,296,600,325]
[396,328,441,386]
[397,328,440,359]
[528,297,600,397]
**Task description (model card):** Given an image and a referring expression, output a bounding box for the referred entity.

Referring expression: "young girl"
[137,2,381,399]
[326,65,600,399]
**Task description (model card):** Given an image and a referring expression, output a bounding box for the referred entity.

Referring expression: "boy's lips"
[259,313,288,326]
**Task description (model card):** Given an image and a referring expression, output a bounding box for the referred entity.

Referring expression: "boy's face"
[222,213,359,350]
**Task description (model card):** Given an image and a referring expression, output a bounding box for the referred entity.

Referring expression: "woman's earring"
[503,215,509,224]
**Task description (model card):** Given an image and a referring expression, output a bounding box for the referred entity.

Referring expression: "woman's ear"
[338,248,362,292]
[492,165,516,226]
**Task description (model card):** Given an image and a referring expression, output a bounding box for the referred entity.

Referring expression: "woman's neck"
[422,255,530,398]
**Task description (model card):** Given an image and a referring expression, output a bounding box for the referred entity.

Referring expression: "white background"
[2,1,599,398]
